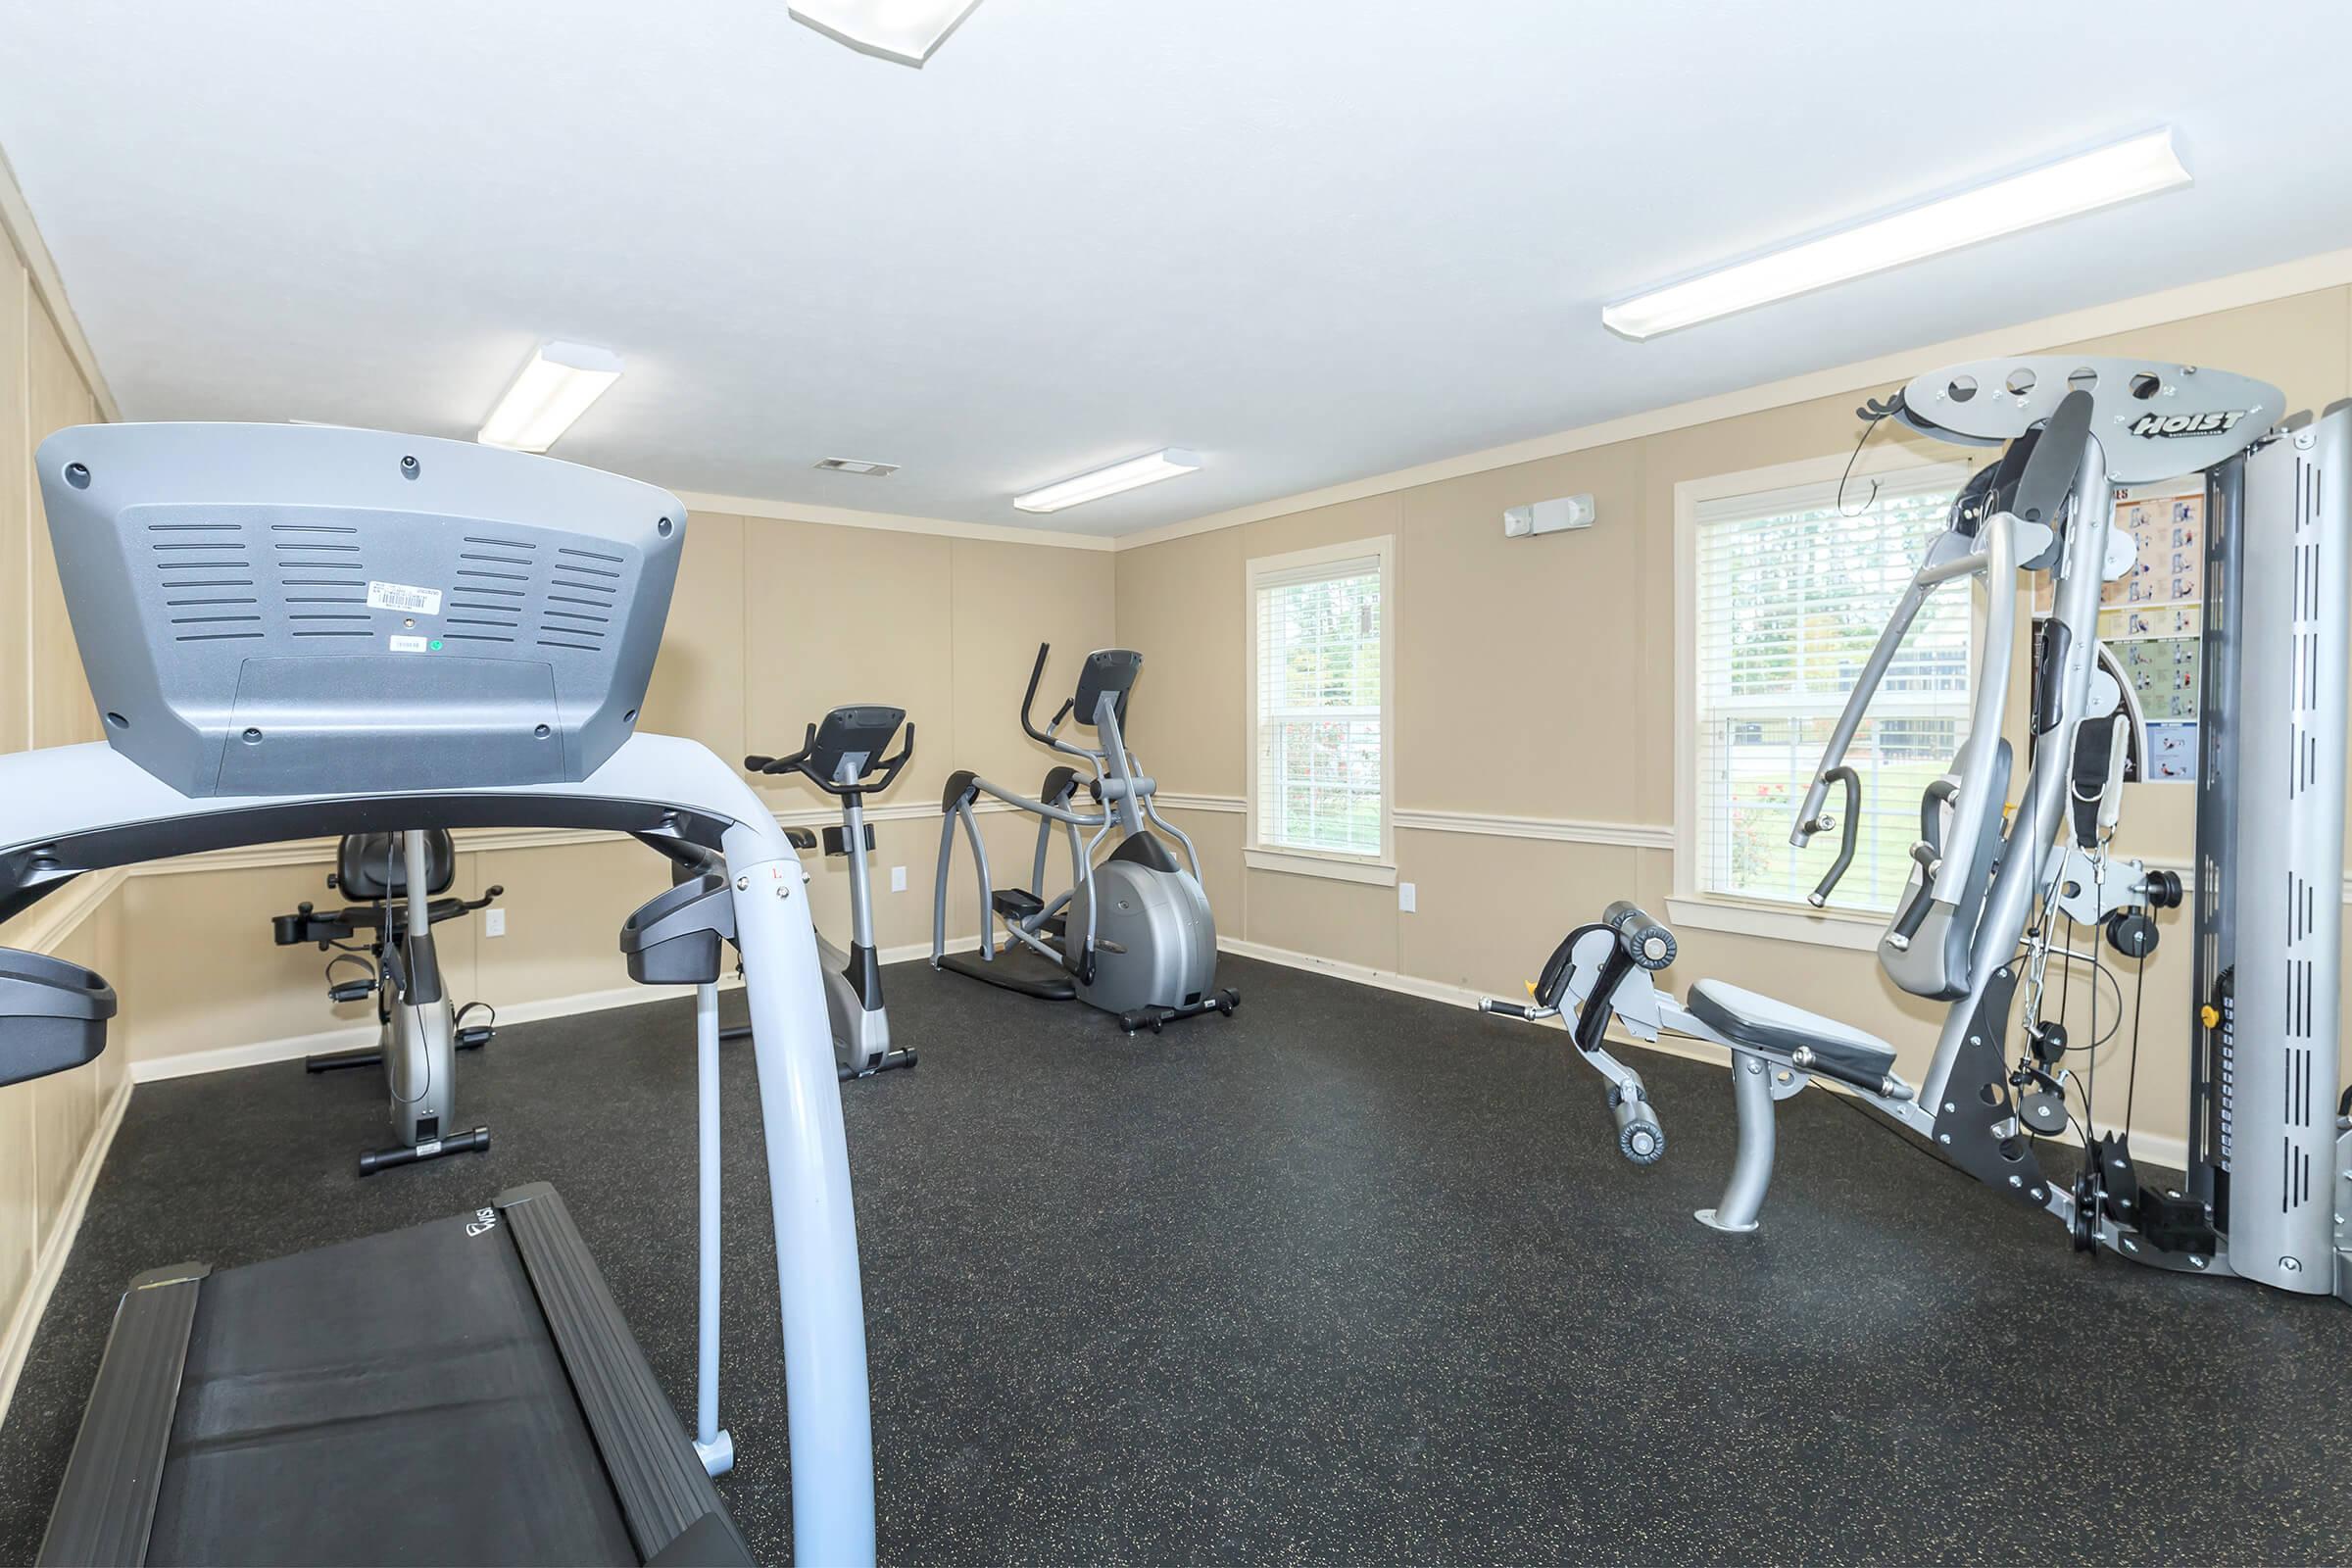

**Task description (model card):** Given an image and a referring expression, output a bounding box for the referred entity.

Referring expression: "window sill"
[1663,894,1886,953]
[1245,847,1397,887]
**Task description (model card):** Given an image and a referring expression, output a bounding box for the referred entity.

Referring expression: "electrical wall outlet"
[484,907,507,938]
[1397,881,1416,913]
[890,865,907,893]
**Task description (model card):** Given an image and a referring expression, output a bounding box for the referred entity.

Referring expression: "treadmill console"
[35,422,687,798]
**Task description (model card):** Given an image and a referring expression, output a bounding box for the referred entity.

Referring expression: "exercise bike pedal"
[454,1001,496,1053]
[326,979,376,1004]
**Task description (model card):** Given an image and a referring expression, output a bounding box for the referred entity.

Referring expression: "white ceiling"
[5,0,2351,536]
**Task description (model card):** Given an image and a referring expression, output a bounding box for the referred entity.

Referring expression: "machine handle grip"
[1886,846,1940,950]
[746,724,821,778]
[1600,901,1677,971]
[866,721,915,794]
[1803,766,1862,908]
[1479,999,1539,1020]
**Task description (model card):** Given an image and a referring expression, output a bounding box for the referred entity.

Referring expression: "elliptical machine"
[933,643,1238,1035]
[273,829,500,1174]
[726,705,917,1079]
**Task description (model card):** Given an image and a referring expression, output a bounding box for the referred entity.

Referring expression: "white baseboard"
[1216,936,2190,1172]
[0,1076,133,1431]
[128,938,976,1084]
[127,980,742,1084]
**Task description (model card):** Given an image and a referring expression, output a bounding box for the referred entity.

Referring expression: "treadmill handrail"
[3,732,880,1568]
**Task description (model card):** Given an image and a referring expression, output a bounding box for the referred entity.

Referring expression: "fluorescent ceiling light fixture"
[789,0,983,68]
[815,457,899,475]
[1014,449,1200,514]
[478,341,624,452]
[1602,128,2192,341]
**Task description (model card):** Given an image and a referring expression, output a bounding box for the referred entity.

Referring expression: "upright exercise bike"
[273,829,500,1174]
[727,705,917,1079]
[933,643,1238,1034]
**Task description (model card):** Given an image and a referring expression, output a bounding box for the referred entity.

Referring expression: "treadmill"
[0,421,879,1567]
[43,1185,748,1566]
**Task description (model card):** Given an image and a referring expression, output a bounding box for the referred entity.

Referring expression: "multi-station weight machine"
[1491,356,2351,1303]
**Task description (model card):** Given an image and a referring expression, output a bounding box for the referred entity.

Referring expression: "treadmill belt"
[146,1209,639,1567]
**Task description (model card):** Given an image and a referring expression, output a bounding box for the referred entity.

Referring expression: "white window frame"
[1671,448,1978,950]
[1243,534,1396,887]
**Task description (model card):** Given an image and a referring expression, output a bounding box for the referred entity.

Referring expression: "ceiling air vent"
[813,458,898,476]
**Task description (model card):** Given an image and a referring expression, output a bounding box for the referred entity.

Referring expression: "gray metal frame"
[1530,359,2352,1303]
[825,749,893,1073]
[930,651,1223,1024]
[380,829,466,1155]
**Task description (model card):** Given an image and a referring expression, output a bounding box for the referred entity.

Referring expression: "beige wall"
[1115,283,2352,1158]
[0,224,126,1387]
[116,509,1119,1068]
[6,166,2351,1357]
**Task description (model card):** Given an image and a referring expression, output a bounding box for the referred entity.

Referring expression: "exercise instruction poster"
[2034,478,2202,781]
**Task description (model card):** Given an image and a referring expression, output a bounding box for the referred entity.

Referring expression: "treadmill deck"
[42,1187,742,1567]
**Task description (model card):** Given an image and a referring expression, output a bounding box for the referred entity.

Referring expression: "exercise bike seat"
[336,829,457,900]
[1686,979,1900,1091]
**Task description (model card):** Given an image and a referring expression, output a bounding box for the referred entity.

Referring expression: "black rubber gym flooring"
[4,953,2351,1564]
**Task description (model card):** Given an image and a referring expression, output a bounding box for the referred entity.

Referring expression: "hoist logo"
[2130,410,2249,439]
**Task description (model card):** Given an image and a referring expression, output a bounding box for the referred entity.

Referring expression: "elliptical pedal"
[991,888,1046,923]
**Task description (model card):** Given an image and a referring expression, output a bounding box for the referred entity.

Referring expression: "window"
[1245,536,1394,884]
[1679,460,1971,923]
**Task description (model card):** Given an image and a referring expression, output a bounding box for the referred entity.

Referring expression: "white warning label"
[389,634,430,654]
[367,579,443,615]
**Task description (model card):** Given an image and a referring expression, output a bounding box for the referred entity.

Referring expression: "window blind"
[1253,554,1384,858]
[1692,465,1970,911]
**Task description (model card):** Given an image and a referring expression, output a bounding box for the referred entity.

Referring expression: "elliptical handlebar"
[1019,642,1056,747]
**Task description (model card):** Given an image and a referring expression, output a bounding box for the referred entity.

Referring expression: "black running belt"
[144,1207,638,1566]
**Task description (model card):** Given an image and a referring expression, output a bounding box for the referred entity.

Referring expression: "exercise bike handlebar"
[744,721,916,799]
